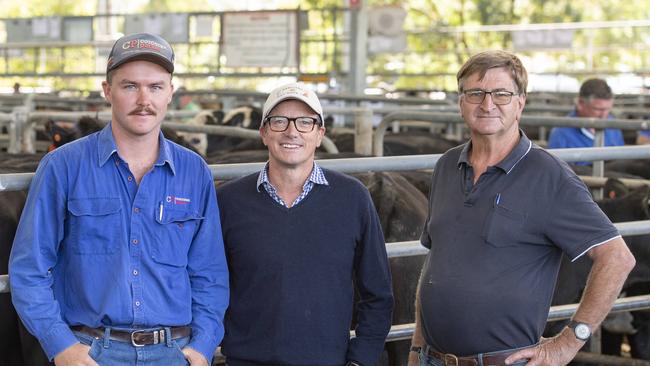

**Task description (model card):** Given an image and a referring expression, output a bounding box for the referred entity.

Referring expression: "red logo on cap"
[122,39,167,52]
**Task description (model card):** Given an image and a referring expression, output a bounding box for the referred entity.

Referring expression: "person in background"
[408,50,635,366]
[175,86,201,112]
[548,78,624,151]
[9,32,229,366]
[637,130,650,144]
[218,82,393,366]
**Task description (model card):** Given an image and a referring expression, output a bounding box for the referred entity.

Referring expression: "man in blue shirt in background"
[548,78,624,153]
[9,33,229,366]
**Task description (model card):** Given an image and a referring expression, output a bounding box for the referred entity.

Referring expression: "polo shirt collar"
[97,122,176,175]
[457,129,533,175]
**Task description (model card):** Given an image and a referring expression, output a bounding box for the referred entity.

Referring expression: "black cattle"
[605,159,650,180]
[45,117,200,155]
[547,182,650,361]
[326,131,458,156]
[353,171,428,366]
[197,105,265,159]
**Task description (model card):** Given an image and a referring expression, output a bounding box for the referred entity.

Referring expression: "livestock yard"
[2,2,650,366]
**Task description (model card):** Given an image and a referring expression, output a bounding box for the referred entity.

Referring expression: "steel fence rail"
[385,220,650,258]
[2,220,649,294]
[3,146,650,191]
[381,295,650,343]
[22,111,340,154]
[373,111,650,156]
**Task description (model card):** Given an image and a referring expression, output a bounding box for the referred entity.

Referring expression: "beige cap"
[262,83,324,124]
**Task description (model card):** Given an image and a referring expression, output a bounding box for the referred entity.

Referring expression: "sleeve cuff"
[40,324,78,361]
[187,333,219,364]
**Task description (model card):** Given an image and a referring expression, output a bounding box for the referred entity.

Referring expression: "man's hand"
[182,347,209,366]
[505,332,582,366]
[53,343,98,366]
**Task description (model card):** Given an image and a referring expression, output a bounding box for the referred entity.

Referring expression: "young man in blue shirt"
[217,83,393,366]
[9,33,229,366]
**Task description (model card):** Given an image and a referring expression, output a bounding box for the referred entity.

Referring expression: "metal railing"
[373,111,650,156]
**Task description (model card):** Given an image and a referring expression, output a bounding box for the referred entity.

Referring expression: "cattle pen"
[1,100,650,364]
[2,146,650,365]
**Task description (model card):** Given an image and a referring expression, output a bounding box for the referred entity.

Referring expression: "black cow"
[326,131,458,156]
[46,117,200,155]
[0,174,53,366]
[546,181,650,361]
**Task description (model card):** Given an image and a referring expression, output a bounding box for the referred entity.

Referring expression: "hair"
[579,78,613,100]
[457,50,528,96]
[106,70,115,84]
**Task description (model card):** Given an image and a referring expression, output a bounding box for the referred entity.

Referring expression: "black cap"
[106,33,175,74]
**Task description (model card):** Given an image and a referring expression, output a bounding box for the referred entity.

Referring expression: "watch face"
[575,323,591,340]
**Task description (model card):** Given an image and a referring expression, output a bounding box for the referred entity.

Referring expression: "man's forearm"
[408,269,426,366]
[572,237,635,328]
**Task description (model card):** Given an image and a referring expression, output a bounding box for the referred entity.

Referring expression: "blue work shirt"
[9,123,229,362]
[548,109,624,145]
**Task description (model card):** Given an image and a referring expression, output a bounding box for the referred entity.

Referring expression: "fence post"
[21,94,36,153]
[592,129,605,200]
[9,106,27,154]
[354,108,373,155]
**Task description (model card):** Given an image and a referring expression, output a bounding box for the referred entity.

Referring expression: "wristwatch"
[567,320,592,341]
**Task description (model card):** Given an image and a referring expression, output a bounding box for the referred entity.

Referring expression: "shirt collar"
[457,129,533,175]
[97,122,176,175]
[256,161,329,192]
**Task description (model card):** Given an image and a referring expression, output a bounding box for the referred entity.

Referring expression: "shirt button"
[133,207,140,213]
[132,239,139,244]
[128,176,133,182]
[133,270,138,276]
[135,301,141,306]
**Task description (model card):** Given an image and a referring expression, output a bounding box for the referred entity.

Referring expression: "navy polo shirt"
[418,131,619,356]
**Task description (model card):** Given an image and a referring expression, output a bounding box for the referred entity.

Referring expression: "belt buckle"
[130,330,147,347]
[444,353,459,366]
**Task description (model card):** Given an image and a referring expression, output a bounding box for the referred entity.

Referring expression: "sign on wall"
[124,13,189,43]
[512,29,574,50]
[221,11,299,68]
[7,17,62,43]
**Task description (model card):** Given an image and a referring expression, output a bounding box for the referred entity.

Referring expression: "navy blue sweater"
[217,169,393,366]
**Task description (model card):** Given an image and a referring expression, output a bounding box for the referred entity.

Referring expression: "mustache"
[129,107,156,116]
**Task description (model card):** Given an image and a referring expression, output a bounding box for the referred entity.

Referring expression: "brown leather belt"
[420,345,517,366]
[71,325,191,347]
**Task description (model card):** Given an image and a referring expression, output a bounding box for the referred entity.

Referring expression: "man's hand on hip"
[505,331,583,366]
[53,343,98,366]
[182,347,209,366]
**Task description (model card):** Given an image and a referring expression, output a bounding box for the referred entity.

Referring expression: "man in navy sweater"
[217,83,394,366]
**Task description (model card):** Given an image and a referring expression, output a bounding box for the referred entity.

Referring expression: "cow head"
[45,116,104,151]
[222,106,262,130]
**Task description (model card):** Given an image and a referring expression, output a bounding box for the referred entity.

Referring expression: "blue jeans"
[418,346,530,366]
[75,328,190,366]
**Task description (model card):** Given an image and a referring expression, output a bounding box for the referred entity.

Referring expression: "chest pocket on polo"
[67,198,122,254]
[482,203,526,248]
[153,203,204,267]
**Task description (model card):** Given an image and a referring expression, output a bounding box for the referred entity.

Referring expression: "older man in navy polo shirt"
[408,51,635,366]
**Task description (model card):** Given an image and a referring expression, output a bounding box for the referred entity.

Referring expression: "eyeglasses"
[462,89,519,105]
[264,116,321,133]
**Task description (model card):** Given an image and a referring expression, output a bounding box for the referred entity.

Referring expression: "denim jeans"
[74,327,190,366]
[418,346,530,366]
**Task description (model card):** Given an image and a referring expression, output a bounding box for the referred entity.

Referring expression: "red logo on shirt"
[166,195,191,205]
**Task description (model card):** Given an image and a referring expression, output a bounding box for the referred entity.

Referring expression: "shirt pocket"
[153,202,204,267]
[482,203,526,248]
[67,198,122,254]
